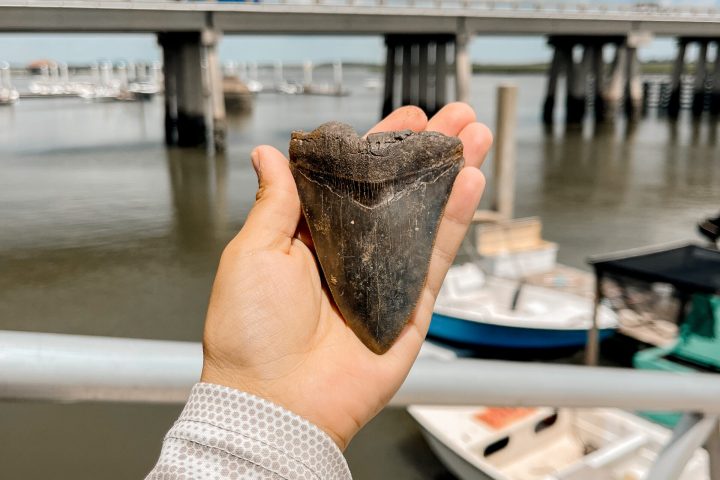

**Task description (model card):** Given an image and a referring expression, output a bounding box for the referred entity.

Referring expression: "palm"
[202,103,492,450]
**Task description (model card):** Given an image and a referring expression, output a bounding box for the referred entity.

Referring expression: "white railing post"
[645,413,719,480]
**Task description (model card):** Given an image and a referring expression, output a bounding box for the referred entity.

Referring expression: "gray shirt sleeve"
[146,383,352,480]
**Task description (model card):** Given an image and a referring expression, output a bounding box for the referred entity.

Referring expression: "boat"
[429,263,617,349]
[408,405,709,480]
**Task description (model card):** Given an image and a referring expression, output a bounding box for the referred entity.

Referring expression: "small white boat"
[408,405,709,480]
[0,61,19,105]
[0,87,19,105]
[429,264,617,349]
[363,77,382,90]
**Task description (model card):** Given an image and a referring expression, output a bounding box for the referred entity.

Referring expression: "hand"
[201,103,493,450]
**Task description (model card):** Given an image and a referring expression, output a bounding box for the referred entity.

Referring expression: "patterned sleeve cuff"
[166,382,351,480]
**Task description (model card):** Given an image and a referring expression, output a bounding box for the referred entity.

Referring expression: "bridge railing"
[1,329,719,478]
[176,0,720,15]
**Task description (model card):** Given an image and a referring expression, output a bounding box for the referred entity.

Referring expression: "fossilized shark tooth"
[289,122,464,354]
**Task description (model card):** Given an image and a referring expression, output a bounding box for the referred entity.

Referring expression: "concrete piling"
[711,42,720,116]
[543,47,565,125]
[455,21,471,104]
[434,40,448,113]
[604,43,627,121]
[158,31,226,151]
[591,44,607,122]
[382,41,397,118]
[382,34,456,118]
[202,29,226,152]
[668,40,687,119]
[692,41,709,118]
[566,46,590,126]
[624,46,642,121]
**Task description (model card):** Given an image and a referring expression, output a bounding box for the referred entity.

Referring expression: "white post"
[333,60,343,94]
[274,60,283,87]
[0,61,10,89]
[238,61,248,82]
[303,60,313,88]
[645,413,719,480]
[491,85,517,220]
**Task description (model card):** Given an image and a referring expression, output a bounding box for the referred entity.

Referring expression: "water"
[1,69,719,478]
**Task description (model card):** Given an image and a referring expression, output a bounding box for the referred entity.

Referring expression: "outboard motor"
[698,212,720,248]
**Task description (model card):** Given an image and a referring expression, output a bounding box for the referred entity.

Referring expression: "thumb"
[234,145,301,252]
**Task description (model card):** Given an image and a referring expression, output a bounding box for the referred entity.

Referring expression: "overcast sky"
[0,33,684,66]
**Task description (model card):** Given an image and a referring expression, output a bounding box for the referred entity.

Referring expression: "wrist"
[201,362,351,451]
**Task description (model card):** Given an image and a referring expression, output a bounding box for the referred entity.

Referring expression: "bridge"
[2,0,720,148]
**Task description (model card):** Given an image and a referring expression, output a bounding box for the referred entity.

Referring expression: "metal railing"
[4,0,720,16]
[1,329,718,478]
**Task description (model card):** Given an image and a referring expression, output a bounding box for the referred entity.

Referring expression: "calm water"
[1,69,719,478]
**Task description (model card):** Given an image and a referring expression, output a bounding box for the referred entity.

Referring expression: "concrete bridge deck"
[0,0,720,36]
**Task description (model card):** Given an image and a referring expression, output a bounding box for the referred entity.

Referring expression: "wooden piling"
[492,85,517,220]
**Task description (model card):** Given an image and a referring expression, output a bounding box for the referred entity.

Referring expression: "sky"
[0,33,684,66]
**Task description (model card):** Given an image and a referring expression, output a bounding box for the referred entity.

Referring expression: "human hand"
[201,103,493,450]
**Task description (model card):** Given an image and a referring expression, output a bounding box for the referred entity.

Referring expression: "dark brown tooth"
[289,121,464,354]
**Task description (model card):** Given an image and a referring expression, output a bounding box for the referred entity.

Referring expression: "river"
[1,69,719,478]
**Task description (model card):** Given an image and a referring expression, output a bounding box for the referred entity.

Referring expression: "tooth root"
[289,122,463,354]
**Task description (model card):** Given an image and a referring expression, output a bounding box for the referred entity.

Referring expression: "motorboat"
[429,263,617,349]
[408,405,708,480]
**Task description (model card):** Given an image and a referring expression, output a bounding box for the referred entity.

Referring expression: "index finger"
[364,105,428,137]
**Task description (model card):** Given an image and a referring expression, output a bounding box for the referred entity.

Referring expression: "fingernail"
[251,148,261,174]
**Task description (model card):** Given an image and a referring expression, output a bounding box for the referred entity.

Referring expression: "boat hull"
[429,313,615,349]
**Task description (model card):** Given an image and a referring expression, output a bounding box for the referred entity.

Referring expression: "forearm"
[146,383,352,480]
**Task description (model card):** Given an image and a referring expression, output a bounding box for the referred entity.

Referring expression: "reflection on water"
[0,72,719,479]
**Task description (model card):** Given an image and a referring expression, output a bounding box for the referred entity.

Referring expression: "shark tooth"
[289,122,464,354]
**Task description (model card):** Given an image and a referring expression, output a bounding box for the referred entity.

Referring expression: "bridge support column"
[435,41,448,113]
[668,40,687,120]
[692,41,709,118]
[382,41,397,118]
[158,31,226,151]
[624,46,642,121]
[543,46,566,125]
[591,44,607,123]
[455,22,471,104]
[711,41,720,116]
[566,45,590,126]
[382,34,454,118]
[202,29,227,152]
[604,43,627,121]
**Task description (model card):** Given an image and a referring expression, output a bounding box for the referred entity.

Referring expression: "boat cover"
[589,244,720,295]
